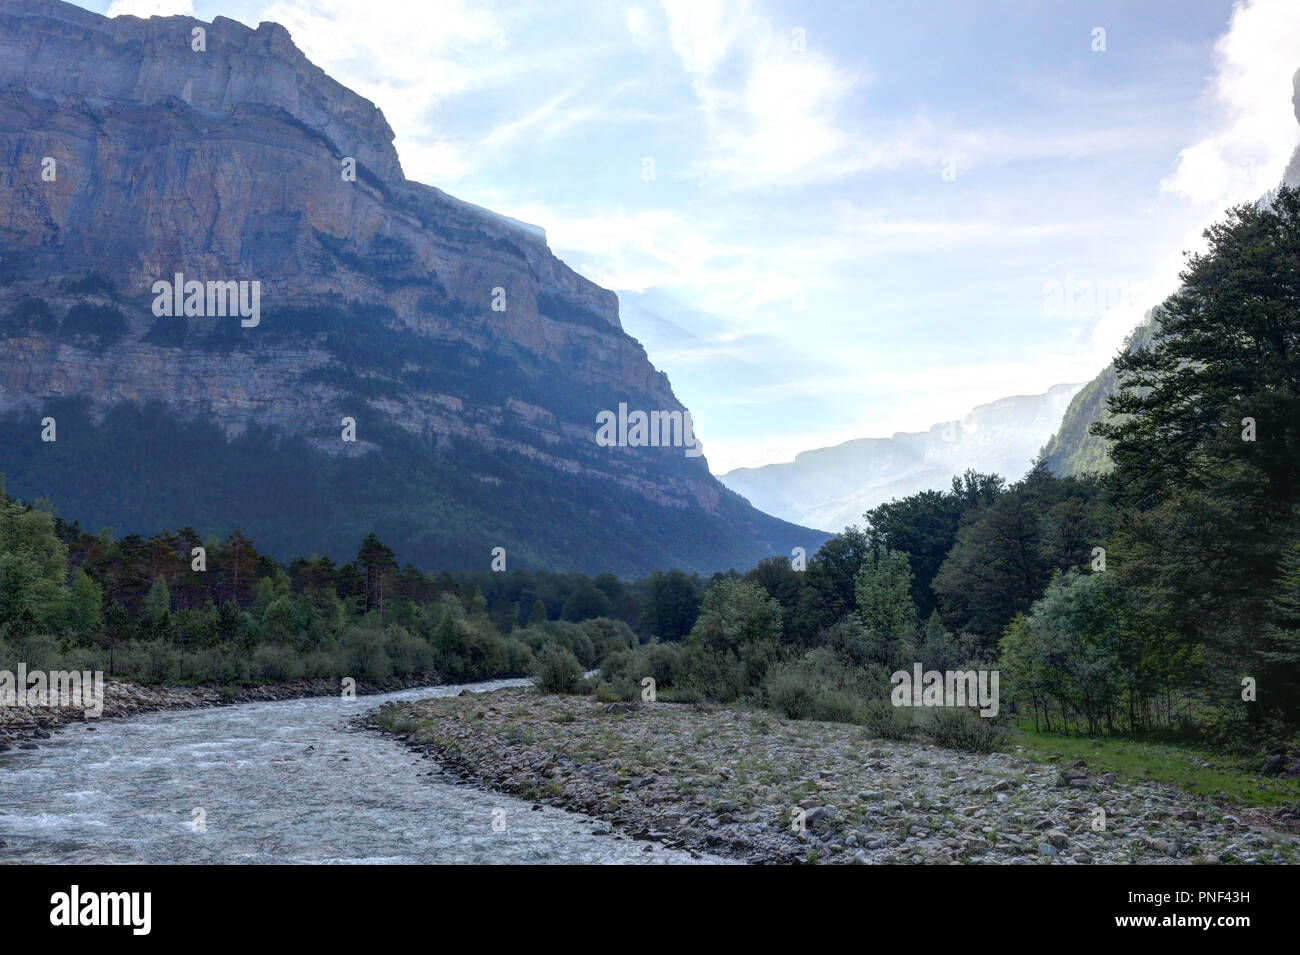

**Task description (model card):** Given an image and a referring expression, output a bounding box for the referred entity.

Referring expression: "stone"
[1261,755,1288,776]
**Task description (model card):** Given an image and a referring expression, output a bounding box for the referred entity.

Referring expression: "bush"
[502,635,535,676]
[250,644,303,682]
[1,297,58,337]
[860,698,915,739]
[766,667,819,720]
[596,640,685,701]
[386,626,433,677]
[923,707,1007,753]
[340,626,393,682]
[532,644,583,694]
[579,617,637,660]
[61,303,129,351]
[813,689,863,723]
[674,645,747,703]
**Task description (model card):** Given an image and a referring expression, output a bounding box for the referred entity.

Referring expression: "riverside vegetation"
[4,189,1300,806]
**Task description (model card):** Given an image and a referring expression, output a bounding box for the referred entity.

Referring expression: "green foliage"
[532,644,583,694]
[144,575,171,622]
[0,482,69,631]
[1091,187,1300,733]
[932,463,1109,645]
[862,471,1001,617]
[1041,315,1156,477]
[527,599,547,625]
[795,525,870,639]
[561,581,612,621]
[639,570,701,641]
[765,666,820,720]
[689,578,783,653]
[854,546,918,668]
[997,571,1173,735]
[922,707,1007,753]
[68,567,102,636]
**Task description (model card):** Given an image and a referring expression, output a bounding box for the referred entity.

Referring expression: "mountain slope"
[1040,314,1156,476]
[1043,66,1300,477]
[0,0,826,576]
[719,383,1083,531]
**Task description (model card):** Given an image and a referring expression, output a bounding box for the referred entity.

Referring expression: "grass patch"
[1014,728,1299,808]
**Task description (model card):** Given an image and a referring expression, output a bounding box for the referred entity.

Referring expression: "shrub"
[860,698,915,739]
[340,626,393,682]
[766,667,819,720]
[813,689,863,723]
[674,644,746,703]
[250,644,303,682]
[502,636,535,676]
[533,644,583,694]
[61,303,129,351]
[1,297,57,337]
[923,707,1007,753]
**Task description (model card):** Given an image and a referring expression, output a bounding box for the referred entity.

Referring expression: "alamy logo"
[49,886,151,935]
[890,663,1000,717]
[151,272,261,327]
[0,665,104,717]
[595,403,702,457]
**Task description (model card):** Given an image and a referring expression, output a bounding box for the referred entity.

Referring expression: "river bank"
[371,687,1300,865]
[0,674,443,751]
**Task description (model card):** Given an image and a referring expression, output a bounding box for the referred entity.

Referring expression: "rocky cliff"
[0,0,825,575]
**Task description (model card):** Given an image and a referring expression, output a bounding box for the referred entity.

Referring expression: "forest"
[2,187,1298,758]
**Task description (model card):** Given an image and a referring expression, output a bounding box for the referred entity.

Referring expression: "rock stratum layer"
[0,0,824,575]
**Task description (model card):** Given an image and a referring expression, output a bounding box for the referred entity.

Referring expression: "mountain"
[1043,66,1300,477]
[1040,313,1156,476]
[719,383,1084,531]
[0,0,826,577]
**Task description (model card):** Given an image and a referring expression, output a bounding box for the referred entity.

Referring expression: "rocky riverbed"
[0,675,441,751]
[372,688,1300,865]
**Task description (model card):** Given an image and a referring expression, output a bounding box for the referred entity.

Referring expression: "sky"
[77,0,1300,473]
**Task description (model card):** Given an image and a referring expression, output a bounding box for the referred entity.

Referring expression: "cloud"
[1161,0,1300,205]
[661,0,866,189]
[256,0,508,183]
[1086,0,1300,366]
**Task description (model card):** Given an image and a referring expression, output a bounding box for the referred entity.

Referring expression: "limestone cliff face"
[0,0,822,574]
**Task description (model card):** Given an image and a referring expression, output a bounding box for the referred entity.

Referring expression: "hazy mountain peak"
[720,383,1084,532]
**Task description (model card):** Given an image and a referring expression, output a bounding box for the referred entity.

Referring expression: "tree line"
[2,187,1297,753]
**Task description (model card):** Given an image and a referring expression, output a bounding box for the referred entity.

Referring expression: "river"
[0,678,722,864]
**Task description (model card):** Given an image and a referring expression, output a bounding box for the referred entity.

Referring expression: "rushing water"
[0,679,721,864]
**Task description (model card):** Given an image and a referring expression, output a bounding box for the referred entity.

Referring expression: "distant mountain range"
[0,0,825,576]
[719,383,1084,531]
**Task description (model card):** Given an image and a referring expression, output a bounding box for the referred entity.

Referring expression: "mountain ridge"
[720,382,1084,531]
[0,0,826,575]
